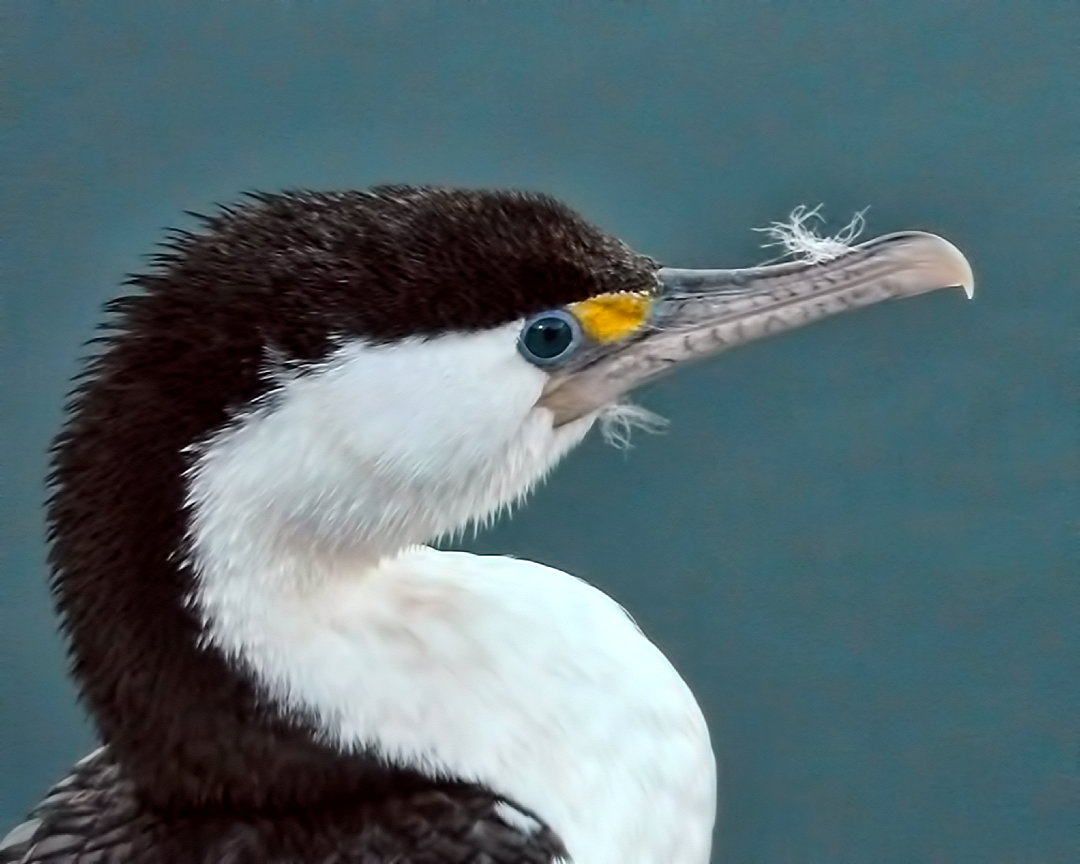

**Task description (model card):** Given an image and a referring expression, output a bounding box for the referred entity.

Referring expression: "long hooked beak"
[540,231,974,425]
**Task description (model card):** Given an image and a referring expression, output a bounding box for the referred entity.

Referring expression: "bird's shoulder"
[1,747,568,864]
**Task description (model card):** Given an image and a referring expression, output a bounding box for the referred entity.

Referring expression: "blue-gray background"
[4,2,1076,862]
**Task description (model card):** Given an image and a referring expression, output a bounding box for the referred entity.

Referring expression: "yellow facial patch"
[569,291,654,344]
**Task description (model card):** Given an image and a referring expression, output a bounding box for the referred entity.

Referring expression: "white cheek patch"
[184,322,595,580]
[320,326,547,485]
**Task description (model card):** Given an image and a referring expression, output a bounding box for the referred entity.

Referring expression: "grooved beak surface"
[541,231,974,424]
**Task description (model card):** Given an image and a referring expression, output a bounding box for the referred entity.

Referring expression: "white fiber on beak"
[753,204,869,265]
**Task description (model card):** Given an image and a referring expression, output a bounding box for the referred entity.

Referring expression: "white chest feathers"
[195,547,716,864]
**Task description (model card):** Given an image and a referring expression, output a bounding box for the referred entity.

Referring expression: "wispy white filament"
[754,203,868,264]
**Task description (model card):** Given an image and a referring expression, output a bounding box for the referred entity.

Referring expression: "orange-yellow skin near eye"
[570,292,654,344]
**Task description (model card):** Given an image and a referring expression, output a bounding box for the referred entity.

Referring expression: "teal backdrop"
[4,2,1076,862]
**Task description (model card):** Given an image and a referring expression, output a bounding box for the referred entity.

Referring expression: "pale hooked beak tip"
[923,232,975,299]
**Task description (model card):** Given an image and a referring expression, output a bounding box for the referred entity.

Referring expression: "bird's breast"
[195,545,716,864]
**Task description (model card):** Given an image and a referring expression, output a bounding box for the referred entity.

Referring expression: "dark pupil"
[525,317,573,359]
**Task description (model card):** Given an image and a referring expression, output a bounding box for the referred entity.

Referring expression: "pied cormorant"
[1,186,972,863]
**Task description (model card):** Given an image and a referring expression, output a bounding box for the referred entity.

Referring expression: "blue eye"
[518,309,582,366]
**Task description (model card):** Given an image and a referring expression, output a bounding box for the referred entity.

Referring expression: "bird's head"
[60,186,975,580]
[176,187,663,572]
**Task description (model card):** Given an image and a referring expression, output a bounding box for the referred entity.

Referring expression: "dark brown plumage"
[10,186,657,862]
[1,748,566,864]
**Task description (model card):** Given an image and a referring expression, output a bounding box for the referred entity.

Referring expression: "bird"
[1,185,973,864]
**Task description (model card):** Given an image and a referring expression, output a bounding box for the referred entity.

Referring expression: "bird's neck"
[53,415,715,861]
